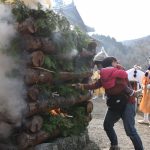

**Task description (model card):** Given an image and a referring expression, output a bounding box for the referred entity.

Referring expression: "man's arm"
[77,79,102,90]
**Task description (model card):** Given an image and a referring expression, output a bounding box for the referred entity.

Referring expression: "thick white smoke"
[0,4,26,138]
[0,4,16,48]
[61,49,78,59]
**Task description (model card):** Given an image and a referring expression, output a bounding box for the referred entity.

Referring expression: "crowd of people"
[75,48,150,150]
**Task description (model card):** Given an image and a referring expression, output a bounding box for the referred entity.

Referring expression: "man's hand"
[134,89,142,97]
[116,64,125,70]
[72,83,84,90]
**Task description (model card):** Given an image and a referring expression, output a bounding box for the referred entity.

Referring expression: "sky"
[73,0,150,41]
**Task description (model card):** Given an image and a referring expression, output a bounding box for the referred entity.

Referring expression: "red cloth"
[100,67,128,89]
[83,67,135,103]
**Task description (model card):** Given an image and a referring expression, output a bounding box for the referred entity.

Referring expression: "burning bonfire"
[0,0,96,149]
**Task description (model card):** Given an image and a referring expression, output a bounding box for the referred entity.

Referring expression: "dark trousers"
[103,103,143,150]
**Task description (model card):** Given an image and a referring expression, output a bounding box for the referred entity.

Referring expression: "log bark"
[27,86,40,101]
[58,71,92,81]
[26,93,92,116]
[24,69,53,85]
[25,36,42,52]
[48,92,92,109]
[24,115,43,133]
[18,17,37,34]
[86,101,93,113]
[24,69,39,85]
[26,101,49,117]
[25,68,92,85]
[79,49,95,58]
[24,36,56,53]
[87,41,97,51]
[41,38,56,54]
[39,71,53,84]
[26,51,45,67]
[17,129,60,149]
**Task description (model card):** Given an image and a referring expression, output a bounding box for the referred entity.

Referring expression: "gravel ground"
[84,97,150,150]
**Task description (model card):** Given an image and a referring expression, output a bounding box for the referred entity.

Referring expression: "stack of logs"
[15,17,95,149]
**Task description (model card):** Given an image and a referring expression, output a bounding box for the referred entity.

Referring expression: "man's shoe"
[138,120,149,125]
[109,145,120,150]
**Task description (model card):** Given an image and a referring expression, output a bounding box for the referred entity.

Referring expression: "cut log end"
[18,130,60,149]
[18,17,37,34]
[24,115,43,133]
[31,51,45,67]
[27,86,39,101]
[26,101,49,117]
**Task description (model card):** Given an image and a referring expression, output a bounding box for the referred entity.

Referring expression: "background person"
[92,48,108,100]
[138,66,150,126]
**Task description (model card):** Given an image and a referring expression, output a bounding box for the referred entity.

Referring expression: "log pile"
[1,1,97,149]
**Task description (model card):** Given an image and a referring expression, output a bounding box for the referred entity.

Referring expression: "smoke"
[61,49,78,59]
[52,32,78,59]
[0,4,16,48]
[0,122,12,139]
[0,4,26,139]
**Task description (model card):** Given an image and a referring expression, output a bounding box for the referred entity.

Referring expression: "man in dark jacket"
[76,57,143,150]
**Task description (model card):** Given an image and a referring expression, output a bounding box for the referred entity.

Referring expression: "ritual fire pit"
[0,1,97,150]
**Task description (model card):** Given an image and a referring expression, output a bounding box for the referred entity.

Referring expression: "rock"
[34,131,89,150]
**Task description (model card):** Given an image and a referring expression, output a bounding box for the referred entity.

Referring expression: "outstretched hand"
[71,83,84,90]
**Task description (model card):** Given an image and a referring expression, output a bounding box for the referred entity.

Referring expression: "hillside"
[123,36,150,69]
[92,34,150,70]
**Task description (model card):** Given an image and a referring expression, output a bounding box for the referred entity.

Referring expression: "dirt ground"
[84,97,150,150]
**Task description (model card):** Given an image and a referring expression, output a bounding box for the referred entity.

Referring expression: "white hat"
[93,47,108,62]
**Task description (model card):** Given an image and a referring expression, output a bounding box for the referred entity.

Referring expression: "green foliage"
[55,84,88,97]
[74,27,90,52]
[58,59,74,72]
[30,8,70,36]
[11,0,91,57]
[65,106,88,135]
[44,55,57,70]
[33,10,59,37]
[38,83,81,98]
[61,61,74,72]
[80,65,90,72]
[12,1,71,37]
[54,27,90,54]
[37,83,82,98]
[12,0,30,22]
[57,15,70,31]
[52,85,78,97]
[43,114,74,135]
[44,55,74,72]
[43,106,88,137]
[54,30,77,53]
[55,27,90,53]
